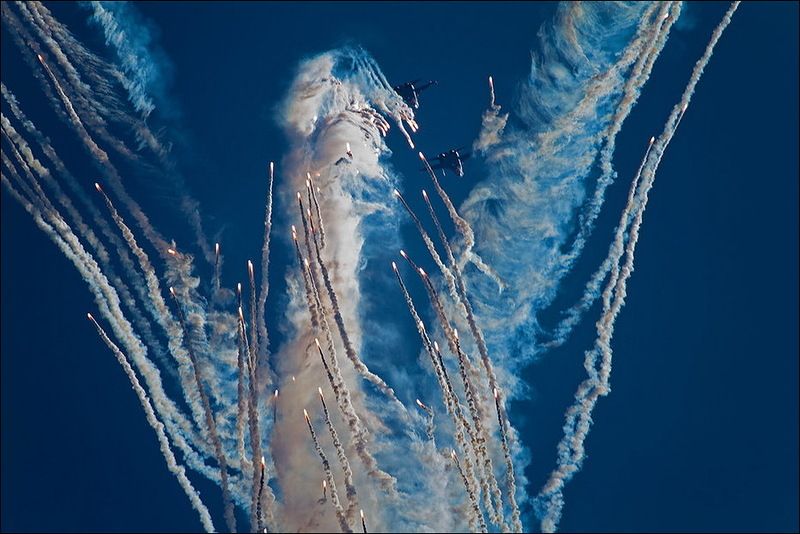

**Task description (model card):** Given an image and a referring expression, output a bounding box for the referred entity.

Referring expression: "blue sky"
[1,2,798,532]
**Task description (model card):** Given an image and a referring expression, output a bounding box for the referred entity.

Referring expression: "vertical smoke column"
[319,387,359,525]
[169,287,237,534]
[304,409,351,533]
[87,314,216,533]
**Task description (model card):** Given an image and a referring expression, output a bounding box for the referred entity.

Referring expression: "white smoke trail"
[493,388,521,533]
[415,399,436,443]
[3,94,245,500]
[235,314,250,471]
[417,268,501,526]
[1,161,228,521]
[391,262,450,408]
[256,163,275,368]
[419,153,501,289]
[15,1,141,162]
[319,387,360,526]
[238,311,267,531]
[83,1,162,118]
[420,189,509,503]
[292,230,320,328]
[295,205,390,492]
[544,3,684,348]
[304,409,351,533]
[451,450,487,533]
[1,4,71,125]
[94,183,208,436]
[307,251,396,495]
[1,85,184,386]
[307,173,327,249]
[247,260,260,374]
[169,287,237,533]
[308,195,405,411]
[557,3,679,268]
[33,1,215,263]
[2,125,216,491]
[544,137,655,350]
[391,260,484,530]
[537,5,741,531]
[87,314,216,533]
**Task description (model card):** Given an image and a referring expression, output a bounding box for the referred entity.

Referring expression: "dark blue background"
[2,2,797,532]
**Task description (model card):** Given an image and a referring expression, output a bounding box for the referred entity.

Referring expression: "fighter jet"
[394,80,437,109]
[425,148,471,177]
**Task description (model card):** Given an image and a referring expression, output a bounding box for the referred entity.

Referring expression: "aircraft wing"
[460,151,472,161]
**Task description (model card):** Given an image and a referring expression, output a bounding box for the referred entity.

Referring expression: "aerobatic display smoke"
[1,1,740,532]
